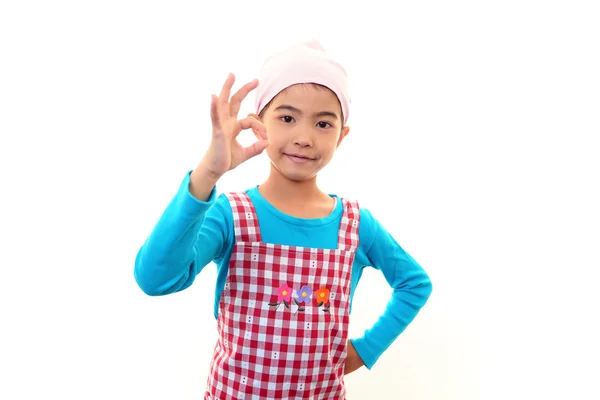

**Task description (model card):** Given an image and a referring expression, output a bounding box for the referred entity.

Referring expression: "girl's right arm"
[133,172,226,296]
[133,73,269,296]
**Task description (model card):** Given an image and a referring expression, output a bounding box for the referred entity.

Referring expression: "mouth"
[284,153,315,163]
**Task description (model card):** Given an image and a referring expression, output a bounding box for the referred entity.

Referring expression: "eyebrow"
[273,104,339,120]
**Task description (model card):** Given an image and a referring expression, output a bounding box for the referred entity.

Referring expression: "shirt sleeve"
[350,209,433,370]
[133,171,232,296]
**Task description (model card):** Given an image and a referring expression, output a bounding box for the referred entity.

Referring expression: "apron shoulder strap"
[224,192,262,243]
[337,198,360,252]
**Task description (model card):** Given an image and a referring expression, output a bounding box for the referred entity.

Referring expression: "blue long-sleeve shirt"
[134,171,432,369]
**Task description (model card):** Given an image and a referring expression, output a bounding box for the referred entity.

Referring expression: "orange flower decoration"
[314,287,330,306]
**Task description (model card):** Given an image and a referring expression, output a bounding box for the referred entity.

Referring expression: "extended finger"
[239,116,268,140]
[219,73,235,105]
[229,78,258,116]
[210,94,221,130]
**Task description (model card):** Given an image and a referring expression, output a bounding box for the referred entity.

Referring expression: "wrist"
[189,162,221,201]
[194,159,223,183]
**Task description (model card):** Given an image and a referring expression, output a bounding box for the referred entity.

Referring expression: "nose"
[292,129,313,148]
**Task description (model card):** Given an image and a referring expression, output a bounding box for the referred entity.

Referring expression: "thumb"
[242,139,269,162]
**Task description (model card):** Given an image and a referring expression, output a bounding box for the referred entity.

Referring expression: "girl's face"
[255,84,350,183]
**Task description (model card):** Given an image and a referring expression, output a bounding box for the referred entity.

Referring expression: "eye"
[280,116,294,123]
[317,121,332,129]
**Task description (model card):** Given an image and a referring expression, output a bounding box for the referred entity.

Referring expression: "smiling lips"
[285,153,315,164]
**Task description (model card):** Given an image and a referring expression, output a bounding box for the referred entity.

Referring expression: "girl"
[134,40,432,400]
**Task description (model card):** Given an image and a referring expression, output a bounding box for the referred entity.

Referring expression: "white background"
[1,1,599,399]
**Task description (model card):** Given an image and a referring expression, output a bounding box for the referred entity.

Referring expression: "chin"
[270,162,317,182]
[281,169,318,182]
[286,174,316,182]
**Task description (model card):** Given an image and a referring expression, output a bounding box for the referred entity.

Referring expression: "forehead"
[273,84,341,110]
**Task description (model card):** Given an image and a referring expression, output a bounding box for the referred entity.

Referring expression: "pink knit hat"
[254,40,351,125]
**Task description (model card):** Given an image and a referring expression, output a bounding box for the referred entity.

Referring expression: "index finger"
[239,116,267,140]
[229,78,259,117]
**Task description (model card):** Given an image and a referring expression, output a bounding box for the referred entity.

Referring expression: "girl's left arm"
[350,209,433,370]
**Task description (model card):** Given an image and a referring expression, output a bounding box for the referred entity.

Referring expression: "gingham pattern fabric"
[204,192,360,400]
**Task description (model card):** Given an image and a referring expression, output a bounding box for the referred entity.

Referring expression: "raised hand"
[190,73,269,201]
[202,73,269,178]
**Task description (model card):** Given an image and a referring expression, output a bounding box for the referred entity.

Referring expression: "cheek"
[318,136,340,154]
[265,126,289,146]
[265,133,283,149]
[264,136,285,159]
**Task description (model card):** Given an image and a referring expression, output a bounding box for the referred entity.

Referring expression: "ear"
[247,113,263,140]
[336,126,350,148]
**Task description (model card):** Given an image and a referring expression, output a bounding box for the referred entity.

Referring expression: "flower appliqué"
[314,287,331,313]
[292,285,313,315]
[269,284,330,314]
[269,284,293,310]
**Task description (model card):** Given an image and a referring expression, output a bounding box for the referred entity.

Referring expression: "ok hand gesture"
[201,73,269,179]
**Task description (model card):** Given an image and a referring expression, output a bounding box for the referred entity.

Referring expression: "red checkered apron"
[204,192,360,400]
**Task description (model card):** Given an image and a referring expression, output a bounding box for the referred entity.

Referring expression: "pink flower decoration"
[277,284,293,303]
